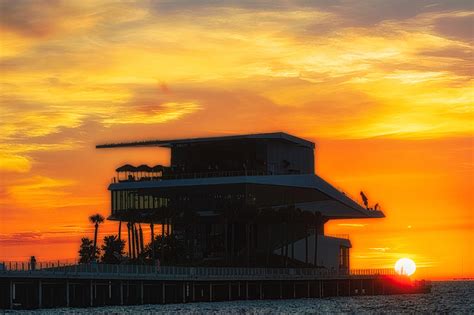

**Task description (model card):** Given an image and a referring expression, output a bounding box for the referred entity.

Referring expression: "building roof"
[96,132,315,149]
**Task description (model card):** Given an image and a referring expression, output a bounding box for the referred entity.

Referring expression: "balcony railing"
[113,170,273,183]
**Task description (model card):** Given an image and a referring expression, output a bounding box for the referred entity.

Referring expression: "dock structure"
[0,263,430,309]
[0,132,432,310]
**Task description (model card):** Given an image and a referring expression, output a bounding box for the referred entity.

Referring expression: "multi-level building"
[97,132,384,271]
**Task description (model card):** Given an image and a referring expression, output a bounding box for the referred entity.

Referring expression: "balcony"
[112,165,272,184]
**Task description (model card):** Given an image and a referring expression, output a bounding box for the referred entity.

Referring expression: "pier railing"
[0,261,396,279]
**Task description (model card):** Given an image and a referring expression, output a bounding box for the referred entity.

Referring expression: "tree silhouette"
[78,237,99,263]
[101,235,125,264]
[89,213,105,262]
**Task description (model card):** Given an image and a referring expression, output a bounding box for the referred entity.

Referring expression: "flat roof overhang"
[109,174,385,220]
[96,132,315,149]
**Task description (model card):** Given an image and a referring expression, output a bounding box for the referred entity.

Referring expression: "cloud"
[434,13,474,42]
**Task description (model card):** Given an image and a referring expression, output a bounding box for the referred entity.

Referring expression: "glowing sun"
[395,258,416,276]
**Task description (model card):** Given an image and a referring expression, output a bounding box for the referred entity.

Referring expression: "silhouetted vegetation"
[89,213,104,262]
[78,237,99,263]
[101,235,125,264]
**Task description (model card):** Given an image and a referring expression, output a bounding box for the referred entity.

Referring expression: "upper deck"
[97,132,384,220]
[97,132,315,177]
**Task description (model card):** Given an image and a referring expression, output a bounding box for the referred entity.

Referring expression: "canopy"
[116,164,136,172]
[137,164,153,172]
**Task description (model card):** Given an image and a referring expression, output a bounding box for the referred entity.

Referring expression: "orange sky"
[0,0,472,280]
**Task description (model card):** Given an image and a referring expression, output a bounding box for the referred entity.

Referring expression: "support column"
[291,224,295,261]
[245,281,249,300]
[66,280,70,307]
[127,223,132,258]
[246,224,250,266]
[162,282,166,304]
[161,221,165,263]
[209,283,213,302]
[279,281,282,299]
[38,280,42,308]
[224,219,228,264]
[131,223,136,259]
[140,281,144,304]
[305,225,308,265]
[266,224,271,265]
[192,282,195,302]
[120,281,124,305]
[150,223,155,263]
[10,281,15,310]
[90,280,93,307]
[293,282,296,298]
[314,215,320,267]
[307,281,310,298]
[139,224,145,255]
[183,283,186,303]
[134,223,140,258]
[259,283,263,300]
[228,282,232,300]
[231,223,235,265]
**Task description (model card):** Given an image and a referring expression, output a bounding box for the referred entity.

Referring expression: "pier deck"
[0,263,431,309]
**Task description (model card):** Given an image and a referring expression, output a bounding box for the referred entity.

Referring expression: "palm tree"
[78,237,99,263]
[101,235,125,264]
[89,213,105,262]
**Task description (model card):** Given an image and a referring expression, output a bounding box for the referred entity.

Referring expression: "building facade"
[97,132,384,271]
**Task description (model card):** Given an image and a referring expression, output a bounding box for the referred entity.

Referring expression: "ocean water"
[7,281,474,314]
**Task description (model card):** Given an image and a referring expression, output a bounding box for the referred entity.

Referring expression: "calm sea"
[7,281,474,314]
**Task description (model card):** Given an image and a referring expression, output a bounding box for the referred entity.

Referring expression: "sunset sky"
[0,0,472,280]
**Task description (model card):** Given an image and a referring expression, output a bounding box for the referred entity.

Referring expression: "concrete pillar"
[209,283,213,302]
[192,282,195,302]
[228,282,232,300]
[307,281,310,298]
[259,283,263,300]
[120,281,124,305]
[238,281,241,299]
[140,281,144,304]
[336,281,339,296]
[293,282,296,298]
[162,282,166,304]
[279,281,282,299]
[10,281,14,309]
[245,282,249,300]
[182,283,186,303]
[90,280,93,307]
[38,280,42,308]
[66,280,70,307]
